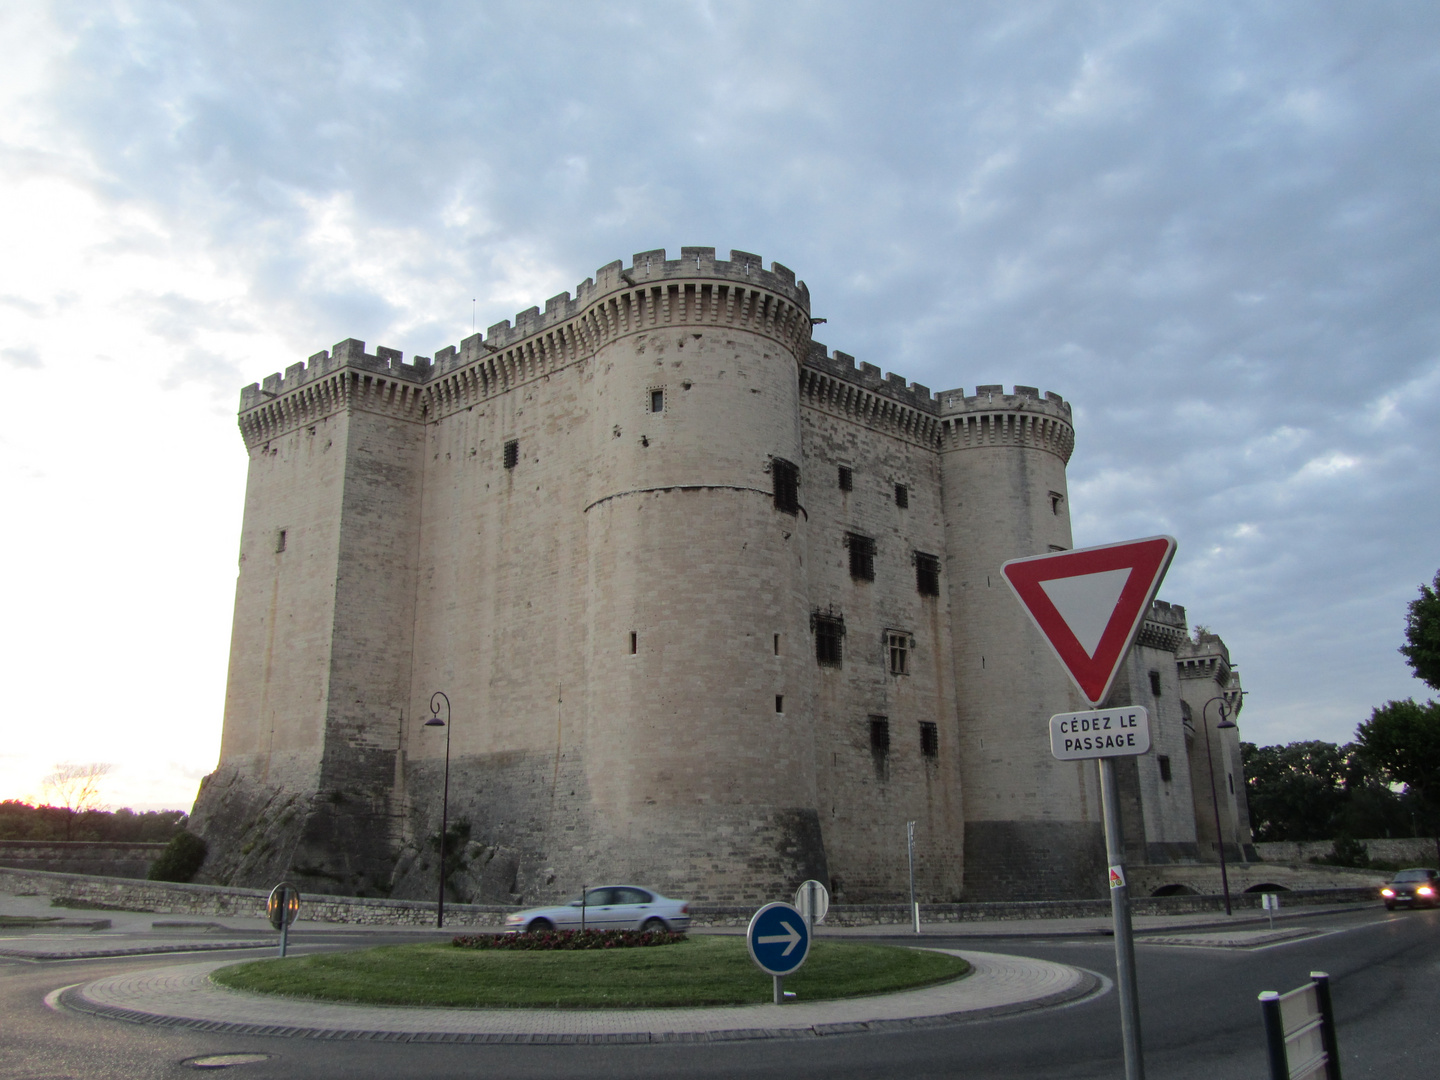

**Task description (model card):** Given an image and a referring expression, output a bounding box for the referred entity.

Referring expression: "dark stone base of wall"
[962,819,1107,901]
[0,841,167,880]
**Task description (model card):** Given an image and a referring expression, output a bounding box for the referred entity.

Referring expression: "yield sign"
[1001,536,1177,706]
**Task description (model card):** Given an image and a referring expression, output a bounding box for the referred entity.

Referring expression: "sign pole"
[1098,757,1144,1080]
[906,820,919,934]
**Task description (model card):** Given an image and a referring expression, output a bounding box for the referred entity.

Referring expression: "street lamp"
[424,691,452,930]
[1202,695,1240,915]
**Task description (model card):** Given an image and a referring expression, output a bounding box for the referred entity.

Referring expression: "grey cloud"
[32,0,1440,744]
[1,345,41,369]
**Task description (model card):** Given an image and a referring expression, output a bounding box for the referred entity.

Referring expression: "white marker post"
[1002,536,1178,1080]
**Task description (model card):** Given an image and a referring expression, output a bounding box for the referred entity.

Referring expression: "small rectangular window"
[813,611,845,667]
[773,634,780,655]
[650,389,665,413]
[920,721,938,758]
[869,716,890,755]
[1149,670,1162,697]
[915,552,940,597]
[838,465,853,492]
[772,457,799,515]
[1157,755,1172,782]
[275,529,287,553]
[775,695,784,713]
[629,631,637,655]
[503,439,519,469]
[1050,490,1064,515]
[1228,773,1234,794]
[894,483,909,508]
[847,533,875,581]
[887,631,910,676]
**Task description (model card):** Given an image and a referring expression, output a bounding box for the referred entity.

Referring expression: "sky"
[1,1,1436,813]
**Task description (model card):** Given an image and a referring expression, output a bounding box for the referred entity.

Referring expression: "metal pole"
[581,885,587,932]
[1202,698,1233,915]
[1259,992,1289,1080]
[279,906,289,958]
[429,691,453,931]
[906,820,919,934]
[773,974,783,1005]
[1098,757,1145,1080]
[1311,972,1342,1080]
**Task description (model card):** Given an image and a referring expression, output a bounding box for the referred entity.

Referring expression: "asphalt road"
[1,907,1435,1080]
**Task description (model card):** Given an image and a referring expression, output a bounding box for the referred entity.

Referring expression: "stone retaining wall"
[0,867,1377,928]
[1255,838,1438,865]
[0,840,168,880]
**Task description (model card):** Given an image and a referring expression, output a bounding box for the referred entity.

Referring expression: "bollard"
[1311,973,1342,1080]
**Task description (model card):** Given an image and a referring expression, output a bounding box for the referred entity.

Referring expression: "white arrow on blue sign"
[746,901,811,976]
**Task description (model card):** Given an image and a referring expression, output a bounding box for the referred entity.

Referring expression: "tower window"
[838,465,853,492]
[772,457,799,515]
[812,611,845,667]
[1228,773,1234,794]
[920,722,938,758]
[1050,491,1064,515]
[847,533,876,581]
[275,529,287,553]
[887,631,910,675]
[894,483,909,509]
[775,695,784,713]
[1149,670,1162,696]
[650,388,665,413]
[869,716,890,755]
[629,631,637,655]
[1158,755,1172,781]
[503,439,519,469]
[773,633,780,655]
[915,552,940,597]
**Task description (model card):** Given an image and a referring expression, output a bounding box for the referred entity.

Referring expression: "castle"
[190,247,1253,904]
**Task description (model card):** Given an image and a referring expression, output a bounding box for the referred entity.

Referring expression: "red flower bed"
[452,928,687,950]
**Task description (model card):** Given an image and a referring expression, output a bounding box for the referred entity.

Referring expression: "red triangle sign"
[1001,535,1177,707]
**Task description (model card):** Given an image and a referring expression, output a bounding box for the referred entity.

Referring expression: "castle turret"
[937,386,1103,899]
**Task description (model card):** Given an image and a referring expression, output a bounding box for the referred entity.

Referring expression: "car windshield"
[1393,870,1431,882]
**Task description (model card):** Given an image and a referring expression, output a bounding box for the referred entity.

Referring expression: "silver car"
[503,885,691,934]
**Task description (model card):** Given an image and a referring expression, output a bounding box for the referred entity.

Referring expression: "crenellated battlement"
[1135,598,1190,653]
[936,384,1075,463]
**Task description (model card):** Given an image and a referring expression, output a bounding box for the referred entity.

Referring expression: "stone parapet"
[936,385,1075,463]
[0,840,167,881]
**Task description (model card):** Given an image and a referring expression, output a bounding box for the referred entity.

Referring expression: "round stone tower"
[938,385,1104,900]
[579,248,825,902]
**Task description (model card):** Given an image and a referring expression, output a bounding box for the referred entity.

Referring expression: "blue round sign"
[746,901,811,976]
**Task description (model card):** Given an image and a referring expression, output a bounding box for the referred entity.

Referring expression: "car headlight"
[1418,886,1435,896]
[1381,888,1394,896]
[505,914,523,923]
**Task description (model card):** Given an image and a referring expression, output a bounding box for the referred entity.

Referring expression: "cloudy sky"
[2,1,1436,812]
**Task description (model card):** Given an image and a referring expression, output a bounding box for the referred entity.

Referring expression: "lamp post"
[424,691,452,930]
[1201,695,1239,915]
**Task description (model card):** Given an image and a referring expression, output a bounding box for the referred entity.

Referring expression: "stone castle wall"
[194,246,1121,906]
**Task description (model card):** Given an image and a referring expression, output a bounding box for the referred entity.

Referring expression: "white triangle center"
[1039,568,1132,658]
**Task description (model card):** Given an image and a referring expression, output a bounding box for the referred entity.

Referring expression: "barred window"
[915,552,940,597]
[813,611,845,667]
[1149,670,1162,696]
[869,716,890,756]
[847,533,875,581]
[773,457,799,515]
[894,483,909,508]
[920,722,938,758]
[503,439,519,469]
[1158,755,1172,782]
[838,465,853,492]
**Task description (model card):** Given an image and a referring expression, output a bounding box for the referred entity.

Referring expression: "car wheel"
[642,917,669,934]
[1385,902,1395,911]
[528,917,555,933]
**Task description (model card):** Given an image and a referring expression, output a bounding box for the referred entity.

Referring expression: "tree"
[1400,570,1440,691]
[1241,741,1349,842]
[1354,699,1440,863]
[41,763,114,841]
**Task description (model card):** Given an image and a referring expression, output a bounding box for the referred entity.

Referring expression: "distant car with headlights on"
[504,886,691,934]
[1381,868,1439,910]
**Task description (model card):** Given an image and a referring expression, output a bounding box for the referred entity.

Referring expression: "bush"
[452,928,686,951]
[147,831,207,882]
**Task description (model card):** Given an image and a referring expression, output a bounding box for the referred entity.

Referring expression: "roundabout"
[55,948,1100,1044]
